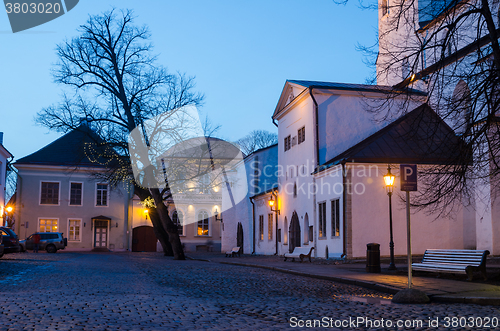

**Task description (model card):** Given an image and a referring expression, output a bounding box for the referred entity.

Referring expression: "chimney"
[0,132,3,145]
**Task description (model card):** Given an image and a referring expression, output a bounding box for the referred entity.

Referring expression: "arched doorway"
[289,211,301,253]
[132,226,157,252]
[237,222,244,253]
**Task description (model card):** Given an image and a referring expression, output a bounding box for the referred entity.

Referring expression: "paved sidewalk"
[187,252,500,305]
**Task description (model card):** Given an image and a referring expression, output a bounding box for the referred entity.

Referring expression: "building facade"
[0,132,13,227]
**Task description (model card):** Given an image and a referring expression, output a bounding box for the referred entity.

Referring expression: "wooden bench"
[225,247,241,257]
[284,247,314,262]
[412,249,490,281]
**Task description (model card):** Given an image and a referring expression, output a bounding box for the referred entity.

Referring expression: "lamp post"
[4,206,13,227]
[268,191,280,256]
[384,166,396,270]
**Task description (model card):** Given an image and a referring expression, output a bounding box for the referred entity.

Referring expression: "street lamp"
[4,206,14,227]
[214,207,223,222]
[268,195,280,215]
[384,166,397,270]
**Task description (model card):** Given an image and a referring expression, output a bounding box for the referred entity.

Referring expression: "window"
[172,210,184,236]
[331,199,340,237]
[318,202,327,237]
[40,182,59,205]
[199,174,210,194]
[39,219,58,232]
[268,213,273,241]
[284,217,288,244]
[96,183,108,206]
[259,215,264,241]
[70,182,82,206]
[197,210,209,236]
[381,0,388,16]
[68,219,81,241]
[284,135,291,152]
[298,126,305,144]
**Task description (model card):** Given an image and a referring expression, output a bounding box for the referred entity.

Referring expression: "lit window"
[197,210,209,236]
[39,219,58,232]
[268,213,273,241]
[96,183,108,206]
[318,202,327,237]
[331,199,340,237]
[259,215,264,241]
[70,183,82,206]
[381,0,388,16]
[40,182,59,205]
[69,219,81,241]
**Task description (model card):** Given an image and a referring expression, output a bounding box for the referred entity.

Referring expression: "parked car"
[0,227,20,257]
[19,232,67,253]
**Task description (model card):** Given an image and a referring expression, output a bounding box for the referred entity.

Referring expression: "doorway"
[132,226,158,252]
[289,211,301,253]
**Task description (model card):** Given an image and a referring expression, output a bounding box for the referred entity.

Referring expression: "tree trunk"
[134,186,174,256]
[149,188,186,260]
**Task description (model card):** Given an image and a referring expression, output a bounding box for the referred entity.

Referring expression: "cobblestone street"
[0,252,499,330]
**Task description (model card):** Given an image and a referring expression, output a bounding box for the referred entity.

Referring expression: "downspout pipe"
[341,161,347,259]
[250,196,256,254]
[309,87,320,167]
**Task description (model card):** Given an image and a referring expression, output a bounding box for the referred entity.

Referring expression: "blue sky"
[0,0,377,160]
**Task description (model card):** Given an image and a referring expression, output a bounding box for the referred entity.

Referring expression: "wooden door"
[132,226,157,252]
[289,211,301,253]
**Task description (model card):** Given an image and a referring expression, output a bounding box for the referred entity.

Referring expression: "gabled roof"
[15,125,111,167]
[318,104,467,169]
[273,80,426,120]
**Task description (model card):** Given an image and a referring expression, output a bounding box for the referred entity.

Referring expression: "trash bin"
[366,243,381,273]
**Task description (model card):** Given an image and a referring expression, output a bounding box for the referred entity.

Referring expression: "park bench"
[284,247,314,262]
[412,249,490,281]
[225,247,241,257]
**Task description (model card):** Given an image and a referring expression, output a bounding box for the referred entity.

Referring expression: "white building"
[0,132,13,227]
[222,79,476,259]
[221,144,278,255]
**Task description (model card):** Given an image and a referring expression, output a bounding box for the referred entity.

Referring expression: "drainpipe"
[309,88,320,167]
[250,196,256,254]
[309,87,320,257]
[341,161,347,259]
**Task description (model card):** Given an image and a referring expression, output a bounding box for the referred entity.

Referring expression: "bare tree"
[335,0,500,216]
[236,130,278,155]
[36,9,205,259]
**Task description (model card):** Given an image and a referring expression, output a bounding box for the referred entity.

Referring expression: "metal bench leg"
[466,267,474,281]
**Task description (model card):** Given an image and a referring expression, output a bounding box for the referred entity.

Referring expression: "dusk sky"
[0,0,377,161]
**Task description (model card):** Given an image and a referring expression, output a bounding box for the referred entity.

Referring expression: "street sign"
[400,164,417,191]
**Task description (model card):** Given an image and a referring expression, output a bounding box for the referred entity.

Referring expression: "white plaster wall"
[314,165,344,258]
[350,164,475,258]
[276,95,315,256]
[254,194,277,255]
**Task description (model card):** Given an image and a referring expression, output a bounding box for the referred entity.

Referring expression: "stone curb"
[187,257,500,306]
